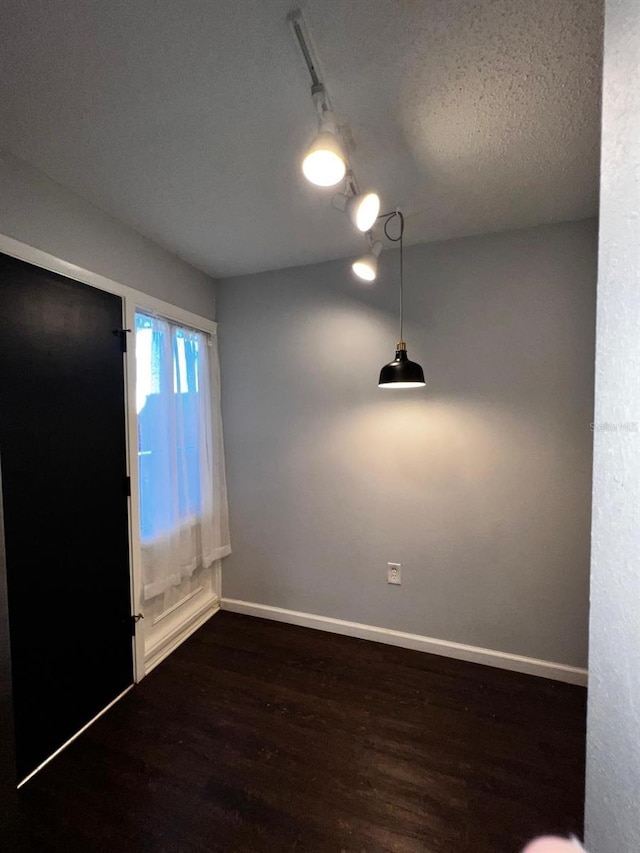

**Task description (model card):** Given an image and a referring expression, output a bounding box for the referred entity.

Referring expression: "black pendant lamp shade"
[377,210,425,389]
[378,341,426,388]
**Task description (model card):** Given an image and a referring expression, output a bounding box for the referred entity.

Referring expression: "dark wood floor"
[5,612,586,852]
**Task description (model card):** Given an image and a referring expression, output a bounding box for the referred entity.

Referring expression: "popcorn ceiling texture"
[0,0,602,276]
[584,0,640,850]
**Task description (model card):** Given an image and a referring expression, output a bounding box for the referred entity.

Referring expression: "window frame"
[124,297,217,680]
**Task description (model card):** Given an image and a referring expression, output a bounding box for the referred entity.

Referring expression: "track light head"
[333,190,381,232]
[302,108,346,188]
[352,240,383,282]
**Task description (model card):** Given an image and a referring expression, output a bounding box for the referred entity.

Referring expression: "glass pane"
[135,313,204,542]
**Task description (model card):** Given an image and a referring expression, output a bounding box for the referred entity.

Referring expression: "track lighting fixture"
[290,14,346,188]
[377,211,425,389]
[290,10,371,200]
[302,90,346,187]
[290,11,424,391]
[352,240,383,282]
[333,189,381,233]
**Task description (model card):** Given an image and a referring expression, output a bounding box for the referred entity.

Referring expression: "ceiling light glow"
[352,241,382,282]
[302,110,346,187]
[354,193,380,232]
[302,142,346,187]
[378,381,427,389]
[334,191,381,232]
[352,261,376,281]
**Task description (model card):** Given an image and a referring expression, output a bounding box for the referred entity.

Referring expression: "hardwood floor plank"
[5,612,586,852]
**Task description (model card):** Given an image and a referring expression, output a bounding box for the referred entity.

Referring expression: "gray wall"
[218,219,597,668]
[585,0,640,849]
[0,152,216,318]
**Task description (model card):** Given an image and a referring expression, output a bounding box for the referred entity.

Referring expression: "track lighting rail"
[288,10,321,89]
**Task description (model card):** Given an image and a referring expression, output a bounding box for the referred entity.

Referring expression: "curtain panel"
[135,313,231,600]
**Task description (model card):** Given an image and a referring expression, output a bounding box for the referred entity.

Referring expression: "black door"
[0,253,133,781]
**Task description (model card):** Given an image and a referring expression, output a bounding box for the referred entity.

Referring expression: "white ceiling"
[0,0,603,278]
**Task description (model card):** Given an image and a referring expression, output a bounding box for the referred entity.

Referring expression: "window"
[135,312,230,599]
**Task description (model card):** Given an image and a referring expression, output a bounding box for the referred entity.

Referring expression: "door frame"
[0,235,218,683]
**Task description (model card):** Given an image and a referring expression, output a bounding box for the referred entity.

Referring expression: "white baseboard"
[145,595,219,675]
[221,598,588,686]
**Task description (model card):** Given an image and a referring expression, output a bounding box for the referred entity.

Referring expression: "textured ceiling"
[0,0,603,278]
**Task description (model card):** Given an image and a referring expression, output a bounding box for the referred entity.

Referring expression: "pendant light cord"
[381,210,405,342]
[400,223,404,342]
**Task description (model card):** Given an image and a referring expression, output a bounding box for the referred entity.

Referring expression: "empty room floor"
[6,612,586,852]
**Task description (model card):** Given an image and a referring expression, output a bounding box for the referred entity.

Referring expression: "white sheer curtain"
[135,312,231,600]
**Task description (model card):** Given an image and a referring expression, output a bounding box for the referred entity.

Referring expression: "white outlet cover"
[387,562,401,585]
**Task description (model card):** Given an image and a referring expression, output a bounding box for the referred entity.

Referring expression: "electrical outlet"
[387,562,401,585]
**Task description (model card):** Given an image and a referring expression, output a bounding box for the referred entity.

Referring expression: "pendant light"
[378,211,425,389]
